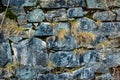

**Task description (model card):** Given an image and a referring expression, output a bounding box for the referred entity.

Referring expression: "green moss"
[5,9,17,20]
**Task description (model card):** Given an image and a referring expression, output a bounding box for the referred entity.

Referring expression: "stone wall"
[1,0,120,80]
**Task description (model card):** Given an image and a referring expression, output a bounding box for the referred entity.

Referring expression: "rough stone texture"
[67,7,83,18]
[2,0,36,7]
[16,66,36,80]
[45,9,67,22]
[95,73,113,80]
[27,9,45,22]
[35,22,55,36]
[116,8,120,20]
[46,35,77,50]
[17,14,27,26]
[49,51,80,67]
[93,11,116,21]
[73,67,95,80]
[98,22,117,36]
[77,17,97,32]
[86,0,120,9]
[39,0,86,8]
[2,0,25,7]
[0,41,12,66]
[12,38,48,67]
[103,53,120,67]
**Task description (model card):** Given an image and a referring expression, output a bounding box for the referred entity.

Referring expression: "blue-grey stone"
[86,0,120,9]
[103,53,120,67]
[45,9,67,22]
[9,36,23,43]
[16,66,36,80]
[116,9,120,20]
[35,22,55,36]
[73,67,94,80]
[0,41,12,66]
[67,7,83,18]
[2,0,25,7]
[55,22,70,31]
[27,9,45,22]
[38,74,58,80]
[46,35,77,50]
[57,72,73,80]
[95,73,113,80]
[22,0,36,7]
[93,11,116,21]
[98,22,117,35]
[12,38,48,67]
[17,14,27,26]
[77,17,97,32]
[83,50,99,64]
[86,0,106,9]
[39,0,86,8]
[2,0,36,7]
[49,51,80,67]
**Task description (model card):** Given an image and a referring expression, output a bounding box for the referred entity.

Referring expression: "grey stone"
[83,50,99,64]
[49,51,80,67]
[0,41,12,66]
[35,22,55,36]
[86,0,120,9]
[103,53,120,67]
[2,0,25,7]
[38,73,58,80]
[12,38,48,67]
[16,66,36,80]
[57,72,73,80]
[17,14,27,26]
[77,17,97,32]
[39,0,86,8]
[93,11,116,21]
[98,22,117,35]
[2,0,36,7]
[73,67,95,80]
[95,73,113,80]
[67,7,83,18]
[27,9,45,22]
[116,9,120,20]
[22,0,36,7]
[86,0,106,9]
[45,9,67,22]
[9,36,23,43]
[46,35,77,50]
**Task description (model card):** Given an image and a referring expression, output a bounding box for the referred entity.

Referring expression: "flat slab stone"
[39,0,86,8]
[0,42,12,66]
[45,9,67,22]
[67,7,83,18]
[12,38,48,67]
[49,51,80,67]
[35,22,55,36]
[93,11,116,21]
[27,9,45,22]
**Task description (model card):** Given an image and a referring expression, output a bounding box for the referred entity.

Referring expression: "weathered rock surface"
[67,7,83,18]
[12,38,48,67]
[45,9,67,22]
[27,9,45,22]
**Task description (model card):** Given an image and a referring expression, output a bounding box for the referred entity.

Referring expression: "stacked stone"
[1,0,120,79]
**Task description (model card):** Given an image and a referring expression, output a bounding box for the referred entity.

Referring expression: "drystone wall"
[1,0,120,80]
